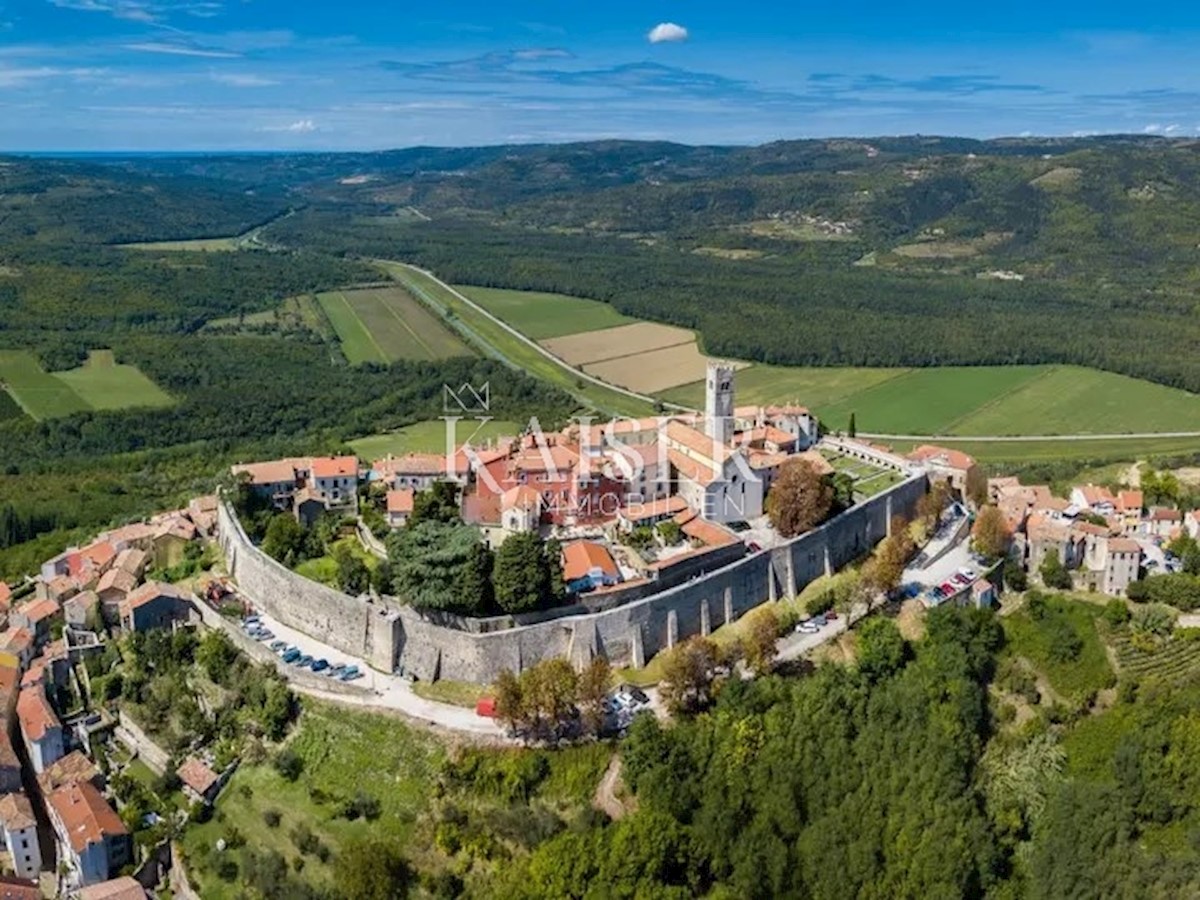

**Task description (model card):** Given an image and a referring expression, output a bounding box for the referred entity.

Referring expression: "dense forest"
[479,606,1200,899]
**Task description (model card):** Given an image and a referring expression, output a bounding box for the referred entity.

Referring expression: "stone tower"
[704,360,735,447]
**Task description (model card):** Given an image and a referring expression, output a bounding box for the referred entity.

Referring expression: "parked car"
[243,615,260,626]
[326,664,346,678]
[811,614,828,627]
[269,640,286,652]
[953,573,971,586]
[281,649,300,664]
[826,610,839,620]
[296,654,313,668]
[256,630,275,641]
[311,659,329,673]
[940,581,957,594]
[796,622,820,634]
[341,668,363,682]
[628,687,650,705]
[728,521,751,532]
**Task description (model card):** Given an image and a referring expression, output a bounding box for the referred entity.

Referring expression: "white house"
[46,781,132,888]
[16,687,64,774]
[310,456,359,508]
[500,486,542,535]
[0,792,42,880]
[385,489,415,529]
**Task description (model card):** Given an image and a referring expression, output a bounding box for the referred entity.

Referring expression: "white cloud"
[647,22,688,44]
[259,118,316,133]
[125,41,240,58]
[211,72,277,87]
[1163,123,1181,134]
[1143,123,1162,133]
[0,64,102,87]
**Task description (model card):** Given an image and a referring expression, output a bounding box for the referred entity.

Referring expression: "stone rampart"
[217,473,927,684]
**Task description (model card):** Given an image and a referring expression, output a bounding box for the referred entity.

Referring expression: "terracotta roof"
[1150,507,1181,522]
[1026,513,1072,544]
[607,416,665,436]
[1076,484,1116,505]
[748,450,789,471]
[386,489,415,515]
[1116,490,1144,512]
[1072,521,1111,538]
[121,581,185,614]
[562,541,619,583]
[1033,496,1071,513]
[46,575,78,600]
[971,579,993,596]
[96,569,137,597]
[0,792,36,831]
[680,516,738,548]
[156,517,197,542]
[311,455,358,479]
[461,492,501,526]
[17,686,60,741]
[104,522,157,546]
[668,448,720,487]
[79,878,148,900]
[190,494,218,513]
[665,419,732,465]
[1108,538,1141,554]
[511,444,579,474]
[375,453,454,478]
[177,756,219,797]
[231,459,298,485]
[65,590,99,615]
[0,663,20,704]
[0,628,33,655]
[19,598,60,625]
[0,583,10,611]
[37,750,101,793]
[80,541,117,572]
[0,876,40,900]
[907,444,976,471]
[500,485,541,512]
[47,781,127,854]
[0,732,20,772]
[20,663,45,690]
[620,495,688,523]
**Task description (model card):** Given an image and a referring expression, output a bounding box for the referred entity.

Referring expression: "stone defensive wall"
[217,473,928,685]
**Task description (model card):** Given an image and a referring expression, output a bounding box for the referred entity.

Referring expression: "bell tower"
[704,361,735,447]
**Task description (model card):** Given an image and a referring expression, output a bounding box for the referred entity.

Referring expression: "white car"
[795,622,820,635]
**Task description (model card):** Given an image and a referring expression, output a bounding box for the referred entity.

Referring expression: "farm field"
[946,366,1200,435]
[886,435,1200,464]
[453,285,634,340]
[120,235,240,251]
[349,418,520,460]
[541,322,695,367]
[583,342,717,394]
[377,261,653,418]
[0,350,90,419]
[661,364,903,411]
[53,349,174,412]
[817,365,1048,435]
[316,287,472,364]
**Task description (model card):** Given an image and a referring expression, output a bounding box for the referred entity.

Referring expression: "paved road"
[251,609,506,738]
[861,431,1200,442]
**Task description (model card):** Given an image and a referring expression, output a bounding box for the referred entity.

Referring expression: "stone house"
[46,781,131,888]
[16,686,64,773]
[96,570,138,623]
[386,488,415,529]
[119,582,190,633]
[64,591,100,630]
[0,792,42,880]
[9,599,62,647]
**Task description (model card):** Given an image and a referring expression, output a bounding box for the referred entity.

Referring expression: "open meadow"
[0,349,172,420]
[316,286,472,364]
[453,285,634,340]
[540,321,695,367]
[349,418,520,460]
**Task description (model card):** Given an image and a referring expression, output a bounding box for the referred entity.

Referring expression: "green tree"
[494,532,552,613]
[334,543,370,594]
[659,637,721,715]
[1039,549,1073,590]
[577,656,613,736]
[1003,558,1028,592]
[409,481,461,526]
[740,606,781,676]
[656,519,683,545]
[971,505,1011,560]
[196,630,238,684]
[333,839,414,900]
[261,514,307,563]
[388,520,490,614]
[857,617,907,682]
[847,412,857,437]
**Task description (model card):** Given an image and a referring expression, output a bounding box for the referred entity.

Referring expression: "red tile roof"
[177,757,219,797]
[668,448,720,487]
[80,541,117,572]
[79,877,147,900]
[665,419,732,464]
[1116,490,1144,512]
[231,458,298,485]
[121,581,185,614]
[1108,538,1141,554]
[19,598,60,625]
[38,750,101,793]
[561,541,619,583]
[47,781,127,854]
[386,489,415,515]
[0,583,10,612]
[96,568,137,598]
[0,876,40,900]
[17,686,60,742]
[0,792,36,831]
[1150,507,1181,522]
[500,485,541,511]
[0,628,33,655]
[907,444,976,471]
[311,455,358,479]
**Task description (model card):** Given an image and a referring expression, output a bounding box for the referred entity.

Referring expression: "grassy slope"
[378,261,653,418]
[180,700,444,900]
[349,419,520,459]
[947,365,1200,435]
[887,435,1200,464]
[1000,596,1114,700]
[454,285,635,340]
[660,363,904,411]
[54,349,173,411]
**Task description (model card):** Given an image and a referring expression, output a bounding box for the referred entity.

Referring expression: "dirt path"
[593,754,630,820]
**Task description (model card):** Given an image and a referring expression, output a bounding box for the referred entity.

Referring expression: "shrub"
[273,748,303,782]
[1102,599,1131,627]
[290,823,320,856]
[262,809,281,828]
[216,857,239,882]
[188,801,211,824]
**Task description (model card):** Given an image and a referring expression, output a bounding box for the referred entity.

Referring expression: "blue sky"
[1,1,1199,150]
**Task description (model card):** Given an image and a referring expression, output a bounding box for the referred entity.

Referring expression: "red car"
[747,541,762,553]
[826,610,839,620]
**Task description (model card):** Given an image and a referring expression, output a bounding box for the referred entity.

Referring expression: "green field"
[378,262,653,418]
[662,362,1200,443]
[120,236,240,251]
[53,349,174,411]
[0,349,173,420]
[660,363,904,410]
[947,366,1200,435]
[819,365,1048,434]
[887,435,1200,464]
[453,285,635,340]
[316,287,472,364]
[349,418,520,459]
